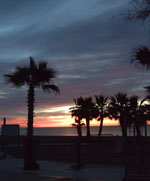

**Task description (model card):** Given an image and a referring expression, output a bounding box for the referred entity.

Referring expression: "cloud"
[0,0,149,126]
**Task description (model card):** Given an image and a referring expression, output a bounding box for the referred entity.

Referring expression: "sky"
[0,0,149,127]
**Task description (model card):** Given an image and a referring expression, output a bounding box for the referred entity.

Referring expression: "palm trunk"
[27,84,35,139]
[24,84,38,170]
[77,119,82,138]
[145,120,147,137]
[98,117,103,137]
[135,119,141,137]
[86,118,90,137]
[120,118,127,137]
[134,124,136,136]
[77,125,82,138]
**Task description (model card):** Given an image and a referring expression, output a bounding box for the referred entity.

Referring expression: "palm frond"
[4,67,30,87]
[131,45,150,70]
[42,84,60,94]
[144,85,150,94]
[30,56,37,73]
[38,61,47,71]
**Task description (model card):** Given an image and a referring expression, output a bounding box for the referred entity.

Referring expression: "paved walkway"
[0,156,124,181]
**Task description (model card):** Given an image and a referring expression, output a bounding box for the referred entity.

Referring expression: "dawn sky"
[0,0,149,127]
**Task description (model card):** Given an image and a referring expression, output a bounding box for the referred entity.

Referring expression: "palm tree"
[128,96,146,137]
[4,57,59,170]
[108,92,129,137]
[131,46,150,136]
[71,119,85,138]
[144,86,150,136]
[71,96,97,137]
[70,99,85,138]
[95,94,108,137]
[131,45,150,70]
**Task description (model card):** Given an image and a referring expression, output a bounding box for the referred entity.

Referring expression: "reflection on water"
[15,125,150,136]
[0,125,150,136]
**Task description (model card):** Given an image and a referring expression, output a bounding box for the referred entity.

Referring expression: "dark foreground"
[1,136,150,180]
[1,136,150,165]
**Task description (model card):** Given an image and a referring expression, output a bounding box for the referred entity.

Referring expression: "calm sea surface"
[17,125,150,136]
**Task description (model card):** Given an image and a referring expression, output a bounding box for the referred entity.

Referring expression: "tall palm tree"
[4,57,59,170]
[70,99,85,138]
[144,86,150,136]
[131,46,150,136]
[108,92,129,137]
[95,94,108,137]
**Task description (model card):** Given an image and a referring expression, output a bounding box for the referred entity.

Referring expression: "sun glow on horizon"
[0,105,118,127]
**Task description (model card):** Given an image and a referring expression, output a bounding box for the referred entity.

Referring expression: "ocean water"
[18,125,150,136]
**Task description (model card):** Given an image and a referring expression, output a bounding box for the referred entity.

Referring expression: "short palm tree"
[95,94,108,137]
[4,57,59,170]
[71,96,97,137]
[108,92,129,137]
[70,98,85,138]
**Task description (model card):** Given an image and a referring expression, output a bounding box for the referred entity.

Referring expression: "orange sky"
[1,105,119,127]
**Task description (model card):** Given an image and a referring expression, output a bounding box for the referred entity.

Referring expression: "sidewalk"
[0,155,125,181]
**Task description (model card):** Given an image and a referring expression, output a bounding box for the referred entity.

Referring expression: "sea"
[11,125,150,136]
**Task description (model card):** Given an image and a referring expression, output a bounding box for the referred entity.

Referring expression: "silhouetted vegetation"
[108,92,129,137]
[126,0,150,22]
[70,98,85,138]
[125,0,150,137]
[70,92,150,138]
[70,96,98,137]
[95,94,109,137]
[131,45,150,70]
[4,57,59,170]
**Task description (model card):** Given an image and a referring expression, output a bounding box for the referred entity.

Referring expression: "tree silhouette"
[131,45,150,70]
[4,57,59,170]
[108,92,129,137]
[126,0,150,22]
[70,98,85,138]
[128,95,147,137]
[144,86,150,135]
[71,96,97,137]
[95,94,108,137]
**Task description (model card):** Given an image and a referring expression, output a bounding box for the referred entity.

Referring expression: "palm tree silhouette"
[95,94,108,137]
[71,96,97,137]
[131,45,150,69]
[108,92,129,137]
[70,98,85,138]
[4,57,59,170]
[131,45,150,136]
[143,86,150,136]
[128,96,146,137]
[71,119,85,138]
